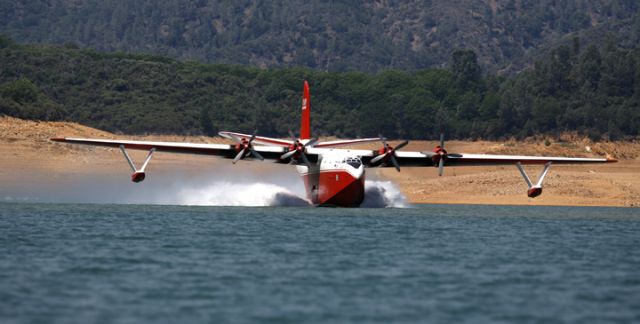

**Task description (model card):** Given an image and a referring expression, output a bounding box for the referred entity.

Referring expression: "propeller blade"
[249,148,264,161]
[232,148,246,164]
[300,152,311,167]
[305,138,319,147]
[395,140,409,150]
[370,152,388,164]
[422,151,437,158]
[438,157,444,176]
[440,133,445,149]
[249,130,258,143]
[280,150,297,160]
[390,155,401,172]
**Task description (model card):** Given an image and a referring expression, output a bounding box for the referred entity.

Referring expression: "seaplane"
[51,81,617,207]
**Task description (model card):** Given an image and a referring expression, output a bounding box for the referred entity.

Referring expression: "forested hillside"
[1,37,638,140]
[1,0,639,73]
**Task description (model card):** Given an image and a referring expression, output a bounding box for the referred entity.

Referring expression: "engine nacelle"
[131,171,146,183]
[527,186,542,198]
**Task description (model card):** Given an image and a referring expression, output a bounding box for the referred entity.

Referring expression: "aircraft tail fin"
[300,80,311,140]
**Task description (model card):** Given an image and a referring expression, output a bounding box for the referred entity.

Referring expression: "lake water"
[1,203,639,323]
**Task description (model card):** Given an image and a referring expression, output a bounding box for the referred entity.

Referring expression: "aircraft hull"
[302,169,365,207]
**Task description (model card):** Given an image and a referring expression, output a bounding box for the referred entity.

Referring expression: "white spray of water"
[361,180,409,208]
[172,179,408,208]
[9,163,409,208]
[175,182,310,207]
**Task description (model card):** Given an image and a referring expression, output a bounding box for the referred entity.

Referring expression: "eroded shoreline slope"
[1,117,638,207]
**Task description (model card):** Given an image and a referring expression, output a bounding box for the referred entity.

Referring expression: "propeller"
[437,133,445,176]
[429,133,457,176]
[280,131,318,167]
[371,135,409,172]
[231,130,264,164]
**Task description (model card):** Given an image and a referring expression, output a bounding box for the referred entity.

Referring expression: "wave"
[9,166,409,208]
[175,182,310,207]
[175,180,408,208]
[361,180,409,208]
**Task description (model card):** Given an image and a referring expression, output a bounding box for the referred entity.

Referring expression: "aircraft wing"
[301,147,615,167]
[219,132,382,148]
[428,153,617,166]
[50,137,287,161]
[313,138,382,148]
[51,137,616,167]
[49,136,616,190]
[360,150,616,168]
[219,131,293,147]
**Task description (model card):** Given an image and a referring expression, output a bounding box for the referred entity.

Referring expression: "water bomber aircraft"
[51,81,617,207]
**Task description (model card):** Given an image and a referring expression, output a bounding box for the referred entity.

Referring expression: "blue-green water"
[1,203,639,323]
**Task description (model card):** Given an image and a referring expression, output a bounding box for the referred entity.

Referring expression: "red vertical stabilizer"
[300,80,311,140]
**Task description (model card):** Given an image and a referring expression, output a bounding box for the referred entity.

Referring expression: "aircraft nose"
[352,164,365,180]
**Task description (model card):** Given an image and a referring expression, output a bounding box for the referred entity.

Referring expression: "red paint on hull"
[302,170,365,207]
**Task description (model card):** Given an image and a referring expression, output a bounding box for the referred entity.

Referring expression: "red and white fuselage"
[296,151,366,207]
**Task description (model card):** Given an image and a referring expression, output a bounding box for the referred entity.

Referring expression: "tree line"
[1,35,639,140]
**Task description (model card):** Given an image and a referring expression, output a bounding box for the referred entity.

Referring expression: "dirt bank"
[1,116,639,207]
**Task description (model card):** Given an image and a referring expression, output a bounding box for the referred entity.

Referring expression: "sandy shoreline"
[1,117,639,207]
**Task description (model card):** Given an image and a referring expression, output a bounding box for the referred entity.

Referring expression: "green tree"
[572,44,601,91]
[0,78,39,104]
[450,49,481,90]
[200,106,215,136]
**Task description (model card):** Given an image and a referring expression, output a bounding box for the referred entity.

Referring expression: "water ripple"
[0,203,639,323]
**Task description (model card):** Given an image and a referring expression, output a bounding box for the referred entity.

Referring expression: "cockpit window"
[345,157,362,168]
